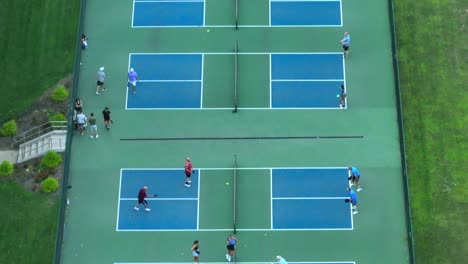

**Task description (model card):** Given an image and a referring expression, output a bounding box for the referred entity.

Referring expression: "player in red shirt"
[184,157,193,187]
[133,186,154,212]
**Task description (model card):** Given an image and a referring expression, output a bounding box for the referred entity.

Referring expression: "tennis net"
[235,0,239,29]
[233,40,239,113]
[233,154,238,234]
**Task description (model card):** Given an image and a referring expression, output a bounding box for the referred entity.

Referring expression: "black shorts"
[138,199,147,205]
[97,81,104,86]
[226,245,235,251]
[104,117,110,122]
[185,172,191,177]
[342,45,349,51]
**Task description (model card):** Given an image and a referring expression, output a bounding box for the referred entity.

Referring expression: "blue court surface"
[126,53,345,110]
[270,0,342,26]
[133,0,205,27]
[117,169,200,231]
[117,167,352,231]
[126,54,203,109]
[271,168,352,229]
[271,54,346,108]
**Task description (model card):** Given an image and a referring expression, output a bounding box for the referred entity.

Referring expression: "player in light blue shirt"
[348,166,362,191]
[347,187,359,215]
[277,256,288,264]
[340,32,351,58]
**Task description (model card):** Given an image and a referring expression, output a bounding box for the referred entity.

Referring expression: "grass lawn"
[0,181,59,263]
[0,0,80,123]
[394,0,468,263]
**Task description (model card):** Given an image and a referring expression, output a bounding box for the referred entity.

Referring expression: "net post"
[233,40,239,113]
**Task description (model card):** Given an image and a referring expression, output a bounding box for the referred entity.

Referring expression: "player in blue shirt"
[348,166,362,191]
[347,187,359,214]
[340,32,351,58]
[277,256,288,264]
[225,234,237,262]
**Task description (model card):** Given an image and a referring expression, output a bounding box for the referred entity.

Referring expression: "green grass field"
[0,181,59,263]
[0,0,79,123]
[395,0,468,263]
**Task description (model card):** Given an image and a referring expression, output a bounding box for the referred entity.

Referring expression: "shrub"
[41,151,62,169]
[34,170,49,183]
[49,113,66,122]
[51,85,69,102]
[41,177,59,193]
[0,120,17,136]
[0,160,14,177]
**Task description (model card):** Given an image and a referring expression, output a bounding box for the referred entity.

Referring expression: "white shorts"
[90,125,97,132]
[129,80,137,86]
[192,251,199,257]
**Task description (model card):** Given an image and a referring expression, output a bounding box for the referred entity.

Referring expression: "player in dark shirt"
[102,107,111,130]
[134,186,153,212]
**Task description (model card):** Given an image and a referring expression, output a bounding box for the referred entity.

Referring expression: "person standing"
[81,34,88,50]
[340,32,351,58]
[192,240,200,264]
[277,256,288,264]
[184,157,193,187]
[225,234,237,262]
[96,67,106,94]
[74,98,83,113]
[348,166,362,191]
[339,84,347,109]
[88,113,98,139]
[128,68,139,94]
[76,111,87,135]
[134,186,153,212]
[102,107,112,130]
[347,187,359,214]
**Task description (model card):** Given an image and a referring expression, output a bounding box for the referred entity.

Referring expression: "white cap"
[130,68,134,72]
[99,67,104,71]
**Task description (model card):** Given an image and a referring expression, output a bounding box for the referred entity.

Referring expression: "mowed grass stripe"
[395,0,468,263]
[0,0,79,122]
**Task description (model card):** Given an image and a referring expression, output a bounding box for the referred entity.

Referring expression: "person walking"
[347,187,359,214]
[102,107,112,130]
[128,68,139,94]
[96,67,106,94]
[338,84,346,109]
[277,256,288,264]
[192,240,200,264]
[348,166,362,191]
[225,234,237,262]
[88,113,98,139]
[134,186,155,212]
[76,110,87,135]
[184,157,193,187]
[340,32,351,58]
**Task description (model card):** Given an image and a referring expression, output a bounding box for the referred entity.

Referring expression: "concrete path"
[0,150,18,164]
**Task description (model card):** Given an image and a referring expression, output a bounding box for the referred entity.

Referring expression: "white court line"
[131,0,135,28]
[271,79,345,82]
[132,25,341,28]
[268,0,271,26]
[138,80,202,82]
[202,0,206,26]
[200,54,204,108]
[121,167,348,171]
[125,105,343,109]
[120,198,198,201]
[115,262,354,264]
[273,197,349,200]
[269,54,272,108]
[117,227,352,232]
[270,168,273,229]
[129,52,343,55]
[339,0,343,27]
[342,54,348,109]
[197,170,201,229]
[116,169,123,231]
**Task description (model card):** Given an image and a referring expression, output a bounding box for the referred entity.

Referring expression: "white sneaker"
[353,210,358,215]
[134,207,139,211]
[185,183,190,187]
[228,255,231,262]
[90,135,94,139]
[144,208,151,212]
[226,254,229,260]
[188,180,192,183]
[357,186,363,192]
[96,134,99,138]
[96,92,100,95]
